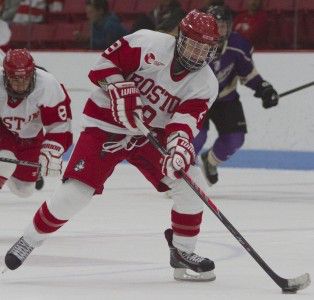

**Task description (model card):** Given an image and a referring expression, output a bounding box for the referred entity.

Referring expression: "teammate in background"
[0,49,72,198]
[0,23,49,191]
[4,10,220,282]
[193,6,278,186]
[0,20,46,191]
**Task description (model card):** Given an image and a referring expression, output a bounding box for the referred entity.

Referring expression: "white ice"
[0,165,313,300]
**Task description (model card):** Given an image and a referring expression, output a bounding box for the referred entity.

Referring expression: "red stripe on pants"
[171,210,203,237]
[33,201,68,233]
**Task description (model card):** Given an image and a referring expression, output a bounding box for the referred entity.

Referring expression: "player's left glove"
[254,81,279,109]
[108,81,143,132]
[161,132,196,180]
[39,140,64,177]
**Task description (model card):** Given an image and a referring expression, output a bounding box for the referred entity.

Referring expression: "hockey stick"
[279,81,314,98]
[0,157,41,171]
[134,114,310,293]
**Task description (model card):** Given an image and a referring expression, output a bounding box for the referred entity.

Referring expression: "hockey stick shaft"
[134,116,290,289]
[0,157,41,170]
[279,81,314,98]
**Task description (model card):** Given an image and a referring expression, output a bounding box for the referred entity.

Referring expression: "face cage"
[3,71,36,100]
[176,32,218,71]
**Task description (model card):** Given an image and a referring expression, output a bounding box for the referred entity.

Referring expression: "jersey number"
[142,105,156,125]
[58,105,67,121]
[104,40,122,56]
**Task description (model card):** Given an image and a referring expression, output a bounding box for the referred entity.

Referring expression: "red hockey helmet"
[3,48,36,99]
[176,9,220,71]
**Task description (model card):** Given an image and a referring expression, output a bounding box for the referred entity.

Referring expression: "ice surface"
[0,165,313,300]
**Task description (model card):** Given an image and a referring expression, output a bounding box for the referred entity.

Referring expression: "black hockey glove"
[254,81,279,109]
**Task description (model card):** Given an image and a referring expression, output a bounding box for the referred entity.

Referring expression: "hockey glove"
[254,81,279,109]
[162,132,196,180]
[39,140,64,177]
[108,81,143,132]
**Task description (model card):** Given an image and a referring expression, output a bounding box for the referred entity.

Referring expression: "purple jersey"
[209,32,263,102]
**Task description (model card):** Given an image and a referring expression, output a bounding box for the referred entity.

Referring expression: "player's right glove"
[254,81,279,109]
[161,132,196,180]
[39,140,64,177]
[108,81,143,131]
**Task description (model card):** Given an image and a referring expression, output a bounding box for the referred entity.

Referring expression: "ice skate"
[164,229,216,282]
[5,237,34,270]
[201,151,218,185]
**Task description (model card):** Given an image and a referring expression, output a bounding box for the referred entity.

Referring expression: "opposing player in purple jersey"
[194,5,279,185]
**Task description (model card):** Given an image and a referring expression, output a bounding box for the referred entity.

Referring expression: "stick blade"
[282,273,311,293]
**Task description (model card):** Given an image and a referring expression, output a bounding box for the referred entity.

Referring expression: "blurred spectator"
[13,0,47,23]
[199,0,225,12]
[47,0,63,12]
[74,0,127,50]
[156,9,185,36]
[233,0,268,48]
[0,0,21,22]
[151,0,185,28]
[131,0,185,33]
[130,14,154,33]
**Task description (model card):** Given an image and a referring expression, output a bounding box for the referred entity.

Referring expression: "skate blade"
[173,268,216,282]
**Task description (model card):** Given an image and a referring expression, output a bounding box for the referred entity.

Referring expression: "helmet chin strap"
[8,93,26,103]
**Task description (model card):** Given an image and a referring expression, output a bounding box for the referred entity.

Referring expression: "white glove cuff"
[41,140,64,157]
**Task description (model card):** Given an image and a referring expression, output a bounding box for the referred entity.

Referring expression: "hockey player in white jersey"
[4,10,220,281]
[0,49,72,198]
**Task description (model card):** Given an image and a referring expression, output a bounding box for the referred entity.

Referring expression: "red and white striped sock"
[33,201,68,234]
[171,209,203,237]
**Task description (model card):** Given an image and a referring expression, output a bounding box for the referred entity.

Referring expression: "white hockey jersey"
[85,29,218,140]
[0,68,72,149]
